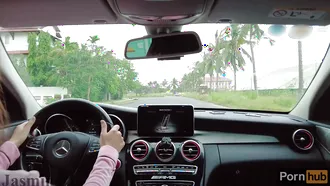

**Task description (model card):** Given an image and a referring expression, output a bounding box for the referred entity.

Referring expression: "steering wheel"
[20,99,114,186]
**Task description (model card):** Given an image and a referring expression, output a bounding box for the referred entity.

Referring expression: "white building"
[0,26,61,64]
[1,27,67,106]
[204,75,232,90]
[28,87,69,106]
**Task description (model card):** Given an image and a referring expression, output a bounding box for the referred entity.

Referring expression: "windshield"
[1,24,329,111]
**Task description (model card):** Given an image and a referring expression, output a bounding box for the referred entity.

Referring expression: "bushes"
[111,90,124,100]
[54,94,61,100]
[183,89,297,112]
[64,94,71,98]
[45,97,57,105]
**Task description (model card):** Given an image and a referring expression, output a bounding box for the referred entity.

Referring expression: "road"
[122,96,225,108]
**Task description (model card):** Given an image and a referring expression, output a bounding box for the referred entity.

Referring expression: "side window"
[0,83,25,124]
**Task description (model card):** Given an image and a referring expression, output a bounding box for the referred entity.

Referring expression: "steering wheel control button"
[26,162,43,171]
[26,154,43,162]
[53,140,71,157]
[26,139,42,150]
[88,140,100,152]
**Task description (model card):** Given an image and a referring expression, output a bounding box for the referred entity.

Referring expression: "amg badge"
[151,176,176,180]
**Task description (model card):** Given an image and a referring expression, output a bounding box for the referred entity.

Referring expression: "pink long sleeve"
[0,141,20,170]
[0,141,50,186]
[83,145,119,186]
[0,141,118,186]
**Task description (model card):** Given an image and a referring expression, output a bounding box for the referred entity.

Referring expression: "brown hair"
[0,74,9,127]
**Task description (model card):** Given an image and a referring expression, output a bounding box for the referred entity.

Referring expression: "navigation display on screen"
[137,105,194,136]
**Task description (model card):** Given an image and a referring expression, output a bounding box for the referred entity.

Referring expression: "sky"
[43,24,330,90]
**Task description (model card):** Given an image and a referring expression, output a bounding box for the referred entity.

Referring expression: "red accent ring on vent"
[303,131,313,149]
[292,129,314,151]
[130,140,149,161]
[181,140,201,161]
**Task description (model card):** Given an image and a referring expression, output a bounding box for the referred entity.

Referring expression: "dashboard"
[39,112,126,139]
[29,103,329,186]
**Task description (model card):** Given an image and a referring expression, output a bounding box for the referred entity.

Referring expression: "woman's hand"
[9,117,36,147]
[99,120,125,153]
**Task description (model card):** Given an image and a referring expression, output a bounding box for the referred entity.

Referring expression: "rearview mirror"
[124,31,202,60]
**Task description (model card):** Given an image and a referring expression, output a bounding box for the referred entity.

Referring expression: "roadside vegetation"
[183,90,297,112]
[7,24,306,111]
[123,89,298,111]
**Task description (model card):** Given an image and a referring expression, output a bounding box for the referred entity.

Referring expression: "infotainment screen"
[137,105,194,136]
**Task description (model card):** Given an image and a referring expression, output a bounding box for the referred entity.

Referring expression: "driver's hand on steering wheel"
[9,117,36,147]
[100,120,125,153]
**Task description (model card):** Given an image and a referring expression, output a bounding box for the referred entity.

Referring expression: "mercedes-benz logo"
[54,140,71,157]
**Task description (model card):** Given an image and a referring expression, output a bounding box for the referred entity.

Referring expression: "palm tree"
[88,35,100,44]
[147,81,153,88]
[240,24,275,92]
[219,24,248,90]
[170,78,179,92]
[161,79,168,89]
[202,52,215,90]
[86,35,100,100]
[210,30,227,90]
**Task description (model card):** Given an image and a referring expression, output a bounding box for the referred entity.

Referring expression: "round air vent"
[181,140,201,162]
[130,140,150,162]
[155,140,176,162]
[292,129,314,150]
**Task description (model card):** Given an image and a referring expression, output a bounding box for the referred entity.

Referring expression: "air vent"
[130,140,150,162]
[155,141,176,162]
[292,129,314,150]
[181,140,201,162]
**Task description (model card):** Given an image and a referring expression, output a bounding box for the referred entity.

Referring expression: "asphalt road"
[122,96,225,108]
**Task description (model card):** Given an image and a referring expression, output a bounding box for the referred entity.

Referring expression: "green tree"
[219,24,248,90]
[9,54,33,86]
[180,62,204,92]
[161,79,168,89]
[27,31,55,86]
[25,32,142,102]
[240,24,275,92]
[200,52,215,90]
[209,30,231,90]
[170,78,179,92]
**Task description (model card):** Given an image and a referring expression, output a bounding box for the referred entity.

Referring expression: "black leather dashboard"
[97,104,326,186]
[6,102,325,186]
[127,130,279,144]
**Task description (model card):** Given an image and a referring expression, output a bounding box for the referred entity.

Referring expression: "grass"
[183,90,299,112]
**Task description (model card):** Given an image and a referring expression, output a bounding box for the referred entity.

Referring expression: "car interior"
[1,0,330,186]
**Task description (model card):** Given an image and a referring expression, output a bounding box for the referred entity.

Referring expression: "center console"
[127,105,203,186]
[127,137,204,186]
